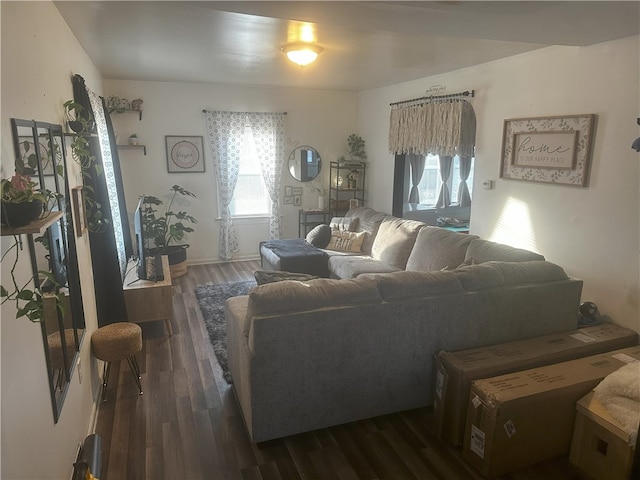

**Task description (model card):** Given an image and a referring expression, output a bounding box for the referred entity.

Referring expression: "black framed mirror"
[10,118,86,423]
[288,145,321,182]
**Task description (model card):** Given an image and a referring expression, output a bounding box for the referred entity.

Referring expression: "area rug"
[195,280,256,383]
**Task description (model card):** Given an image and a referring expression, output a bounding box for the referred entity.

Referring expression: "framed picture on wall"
[500,114,595,187]
[165,135,205,173]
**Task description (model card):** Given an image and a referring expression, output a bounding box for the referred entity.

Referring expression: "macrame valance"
[388,99,476,157]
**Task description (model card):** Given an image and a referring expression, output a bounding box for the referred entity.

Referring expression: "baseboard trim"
[187,255,260,265]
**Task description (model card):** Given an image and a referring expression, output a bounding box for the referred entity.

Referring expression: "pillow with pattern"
[326,230,365,252]
[329,216,359,232]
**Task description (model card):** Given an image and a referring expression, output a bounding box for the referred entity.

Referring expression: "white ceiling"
[54,1,640,92]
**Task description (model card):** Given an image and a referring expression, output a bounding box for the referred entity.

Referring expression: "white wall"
[358,36,640,332]
[1,3,103,478]
[103,79,358,262]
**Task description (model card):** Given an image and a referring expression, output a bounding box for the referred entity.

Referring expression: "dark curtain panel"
[72,74,130,326]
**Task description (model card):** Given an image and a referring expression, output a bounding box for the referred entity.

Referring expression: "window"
[228,125,271,217]
[416,154,474,206]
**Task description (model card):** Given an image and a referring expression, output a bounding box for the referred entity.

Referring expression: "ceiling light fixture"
[281,43,323,67]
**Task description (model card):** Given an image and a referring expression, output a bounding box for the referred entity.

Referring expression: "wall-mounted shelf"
[111,109,143,121]
[1,211,63,236]
[117,144,147,155]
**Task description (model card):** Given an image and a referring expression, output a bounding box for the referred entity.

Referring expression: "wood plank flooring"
[94,261,581,479]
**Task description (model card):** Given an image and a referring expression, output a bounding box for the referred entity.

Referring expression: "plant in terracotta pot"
[141,185,197,277]
[0,174,49,228]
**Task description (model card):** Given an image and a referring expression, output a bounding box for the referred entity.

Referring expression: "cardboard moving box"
[434,323,638,446]
[462,345,640,478]
[569,391,635,480]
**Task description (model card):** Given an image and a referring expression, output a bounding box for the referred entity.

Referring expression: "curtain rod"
[202,109,287,115]
[389,90,474,107]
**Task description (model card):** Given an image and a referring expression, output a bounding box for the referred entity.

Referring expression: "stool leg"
[101,362,112,403]
[126,356,143,395]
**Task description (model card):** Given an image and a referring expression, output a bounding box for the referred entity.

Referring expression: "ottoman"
[259,239,329,277]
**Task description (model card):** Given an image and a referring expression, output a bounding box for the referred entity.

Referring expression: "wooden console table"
[123,255,173,335]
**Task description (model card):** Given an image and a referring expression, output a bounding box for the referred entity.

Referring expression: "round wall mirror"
[288,146,321,182]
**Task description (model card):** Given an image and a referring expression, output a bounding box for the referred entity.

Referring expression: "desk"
[123,255,173,335]
[299,209,332,238]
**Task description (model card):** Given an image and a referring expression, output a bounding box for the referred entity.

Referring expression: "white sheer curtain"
[205,110,285,260]
[247,113,286,240]
[205,111,243,260]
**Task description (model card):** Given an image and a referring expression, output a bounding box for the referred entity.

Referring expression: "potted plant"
[63,100,94,134]
[0,174,49,227]
[142,185,197,278]
[128,133,139,146]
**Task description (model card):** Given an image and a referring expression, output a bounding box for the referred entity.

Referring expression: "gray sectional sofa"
[226,207,583,442]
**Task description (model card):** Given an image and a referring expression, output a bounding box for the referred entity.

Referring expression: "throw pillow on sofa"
[330,216,359,232]
[326,230,365,252]
[305,224,332,248]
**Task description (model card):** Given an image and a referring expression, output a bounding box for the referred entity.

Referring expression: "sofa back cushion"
[371,218,424,269]
[360,270,463,301]
[245,277,382,333]
[330,216,358,232]
[465,238,545,263]
[345,207,389,254]
[453,260,568,291]
[406,226,479,272]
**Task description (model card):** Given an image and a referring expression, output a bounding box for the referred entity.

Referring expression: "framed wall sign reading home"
[500,114,595,187]
[166,135,205,173]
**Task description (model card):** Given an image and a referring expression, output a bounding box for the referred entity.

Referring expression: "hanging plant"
[63,100,108,233]
[0,236,64,322]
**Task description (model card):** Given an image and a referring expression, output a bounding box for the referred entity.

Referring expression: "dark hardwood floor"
[94,261,581,479]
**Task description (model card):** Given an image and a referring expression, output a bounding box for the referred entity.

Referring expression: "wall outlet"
[77,358,83,384]
[482,180,495,190]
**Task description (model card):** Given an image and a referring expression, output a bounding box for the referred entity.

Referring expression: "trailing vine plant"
[1,237,63,322]
[63,100,109,233]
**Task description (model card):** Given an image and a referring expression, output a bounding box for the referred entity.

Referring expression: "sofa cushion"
[489,261,568,285]
[245,277,382,331]
[406,226,479,272]
[360,270,463,301]
[371,218,424,269]
[453,260,567,291]
[326,230,366,253]
[328,255,402,279]
[305,224,331,248]
[345,207,389,255]
[453,263,505,290]
[330,216,358,232]
[465,238,545,263]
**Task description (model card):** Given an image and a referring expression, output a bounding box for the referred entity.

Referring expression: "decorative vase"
[1,200,44,227]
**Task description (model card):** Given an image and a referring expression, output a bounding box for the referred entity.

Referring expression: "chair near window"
[91,322,143,402]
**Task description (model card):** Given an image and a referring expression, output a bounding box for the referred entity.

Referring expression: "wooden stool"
[91,322,143,402]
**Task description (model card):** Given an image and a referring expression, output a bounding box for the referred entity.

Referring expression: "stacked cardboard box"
[569,391,635,480]
[433,324,638,446]
[462,345,640,478]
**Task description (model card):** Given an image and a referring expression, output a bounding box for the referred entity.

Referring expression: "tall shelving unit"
[329,161,366,216]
